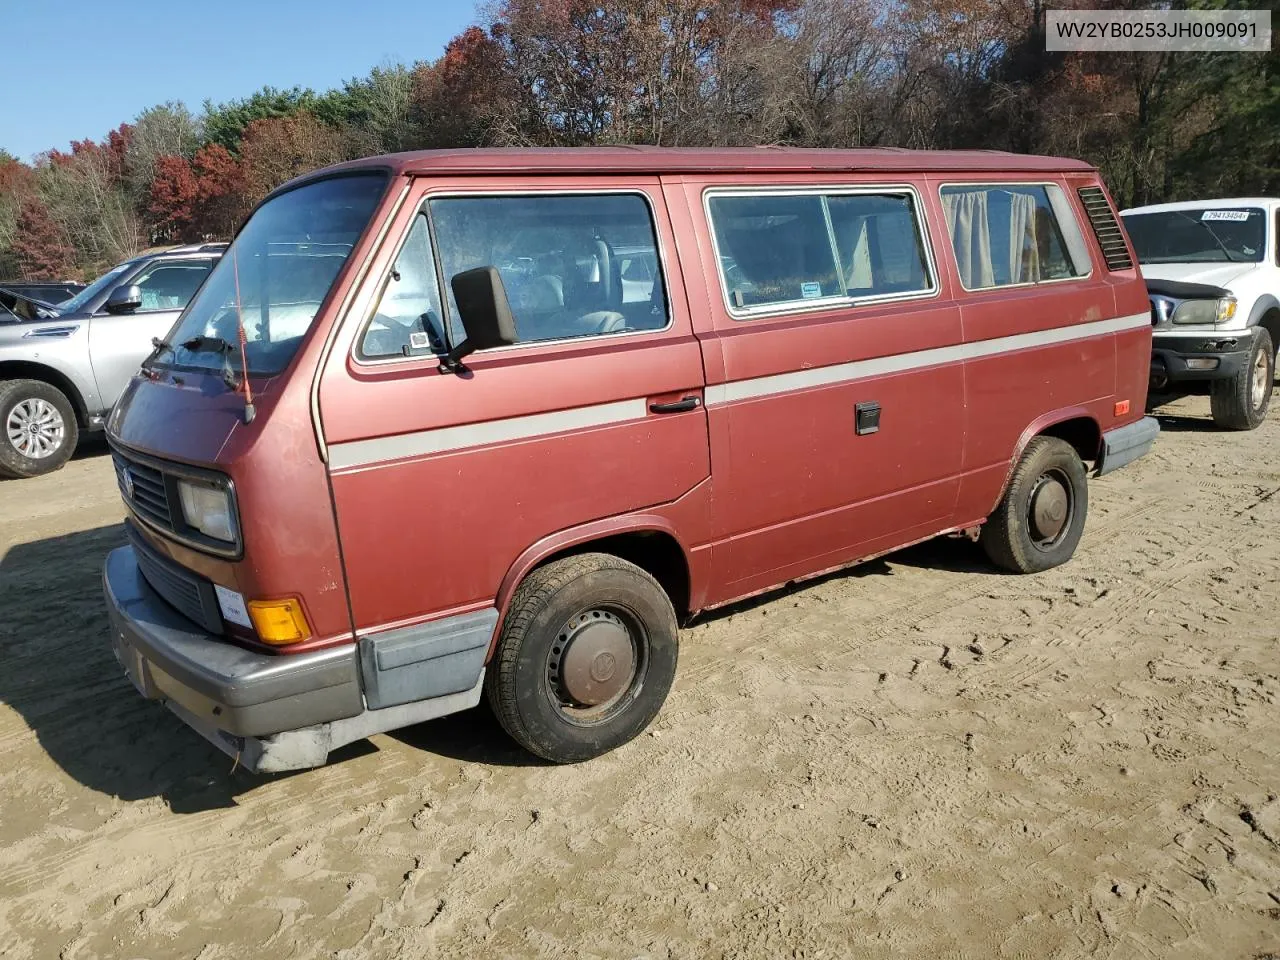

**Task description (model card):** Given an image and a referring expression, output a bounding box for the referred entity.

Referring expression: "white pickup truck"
[1121,198,1279,430]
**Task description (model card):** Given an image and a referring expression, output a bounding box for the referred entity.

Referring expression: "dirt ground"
[1,395,1279,960]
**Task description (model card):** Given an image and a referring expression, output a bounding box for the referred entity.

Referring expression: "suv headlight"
[1172,297,1236,325]
[177,479,235,542]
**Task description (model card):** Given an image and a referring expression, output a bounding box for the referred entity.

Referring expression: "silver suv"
[0,243,224,478]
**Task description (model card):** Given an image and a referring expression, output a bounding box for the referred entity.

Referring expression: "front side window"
[132,260,213,312]
[940,184,1088,289]
[360,213,446,359]
[707,190,935,314]
[1122,207,1265,265]
[428,193,668,346]
[162,172,387,376]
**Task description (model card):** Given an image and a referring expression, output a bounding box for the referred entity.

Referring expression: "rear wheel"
[0,379,79,479]
[981,436,1089,574]
[1209,328,1273,430]
[485,553,679,763]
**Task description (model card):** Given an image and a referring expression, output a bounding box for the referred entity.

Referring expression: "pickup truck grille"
[113,451,174,532]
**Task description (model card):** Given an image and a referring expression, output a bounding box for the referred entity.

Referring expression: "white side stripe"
[329,398,649,470]
[704,312,1150,406]
[329,312,1149,469]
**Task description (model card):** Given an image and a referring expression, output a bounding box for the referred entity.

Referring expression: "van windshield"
[160,173,387,376]
[1122,208,1265,264]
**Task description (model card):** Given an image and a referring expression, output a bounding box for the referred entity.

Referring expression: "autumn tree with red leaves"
[11,198,75,280]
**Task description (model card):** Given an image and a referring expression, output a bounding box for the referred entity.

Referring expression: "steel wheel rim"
[6,398,64,460]
[1027,468,1075,551]
[1251,347,1268,409]
[545,605,648,727]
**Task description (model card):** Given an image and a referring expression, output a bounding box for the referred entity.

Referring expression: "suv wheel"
[0,379,79,479]
[1210,327,1273,430]
[485,553,679,763]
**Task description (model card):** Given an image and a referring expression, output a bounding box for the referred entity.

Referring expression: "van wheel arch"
[493,527,693,657]
[988,413,1101,516]
[0,361,91,428]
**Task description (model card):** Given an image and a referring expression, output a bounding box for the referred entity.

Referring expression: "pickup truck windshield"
[1122,208,1265,264]
[160,173,387,376]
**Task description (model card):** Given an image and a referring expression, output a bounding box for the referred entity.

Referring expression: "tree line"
[1,0,1275,282]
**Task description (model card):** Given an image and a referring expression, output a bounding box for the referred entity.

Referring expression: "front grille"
[1077,186,1134,272]
[113,451,174,532]
[127,523,224,634]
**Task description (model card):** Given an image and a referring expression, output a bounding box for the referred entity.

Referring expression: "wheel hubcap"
[1251,348,1268,409]
[553,611,635,707]
[1029,474,1070,542]
[547,608,644,724]
[6,398,64,460]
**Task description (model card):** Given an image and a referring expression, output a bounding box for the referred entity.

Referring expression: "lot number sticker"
[1201,210,1251,222]
[214,584,253,628]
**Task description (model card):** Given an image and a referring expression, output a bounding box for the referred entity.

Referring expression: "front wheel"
[0,379,79,479]
[485,553,679,763]
[1210,327,1273,430]
[981,436,1089,574]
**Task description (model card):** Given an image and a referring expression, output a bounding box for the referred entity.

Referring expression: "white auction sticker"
[214,584,252,628]
[1201,210,1251,222]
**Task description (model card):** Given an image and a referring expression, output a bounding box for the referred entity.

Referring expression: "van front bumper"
[1151,328,1255,385]
[103,546,485,773]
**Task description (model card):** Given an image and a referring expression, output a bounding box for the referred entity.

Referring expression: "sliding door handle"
[649,396,702,414]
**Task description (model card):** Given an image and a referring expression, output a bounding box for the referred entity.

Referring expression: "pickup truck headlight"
[1172,297,1236,325]
[177,479,235,542]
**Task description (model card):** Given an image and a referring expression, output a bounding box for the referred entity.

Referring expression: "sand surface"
[1,396,1278,959]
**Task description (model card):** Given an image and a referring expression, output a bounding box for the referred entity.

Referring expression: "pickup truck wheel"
[0,379,79,479]
[981,436,1089,574]
[485,553,679,763]
[1210,328,1273,430]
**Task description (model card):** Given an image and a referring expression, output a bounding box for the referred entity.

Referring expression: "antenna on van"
[231,249,256,424]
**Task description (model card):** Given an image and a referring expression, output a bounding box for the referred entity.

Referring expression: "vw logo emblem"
[121,467,135,500]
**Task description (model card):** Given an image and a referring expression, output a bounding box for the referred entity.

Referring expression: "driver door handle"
[649,396,701,414]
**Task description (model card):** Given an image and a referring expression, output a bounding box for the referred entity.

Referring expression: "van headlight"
[177,480,235,542]
[1172,297,1236,325]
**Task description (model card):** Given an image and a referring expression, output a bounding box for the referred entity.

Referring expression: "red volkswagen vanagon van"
[102,147,1157,772]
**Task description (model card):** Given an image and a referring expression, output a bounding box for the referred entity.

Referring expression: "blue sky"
[0,0,480,162]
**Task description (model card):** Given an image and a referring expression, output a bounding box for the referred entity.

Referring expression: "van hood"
[107,371,256,465]
[1137,262,1255,290]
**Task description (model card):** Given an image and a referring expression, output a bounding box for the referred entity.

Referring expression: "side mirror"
[444,266,518,372]
[104,284,142,315]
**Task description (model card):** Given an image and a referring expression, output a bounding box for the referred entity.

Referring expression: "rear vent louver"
[1077,186,1133,271]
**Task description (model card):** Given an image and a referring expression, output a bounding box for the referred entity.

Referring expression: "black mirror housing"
[104,284,143,315]
[445,267,518,371]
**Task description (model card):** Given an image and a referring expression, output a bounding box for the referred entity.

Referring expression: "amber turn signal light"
[247,597,312,645]
[1114,399,1130,416]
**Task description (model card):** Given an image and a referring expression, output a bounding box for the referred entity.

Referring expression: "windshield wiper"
[181,335,242,392]
[1174,212,1243,263]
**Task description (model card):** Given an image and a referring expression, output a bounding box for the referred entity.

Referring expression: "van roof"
[281,146,1095,193]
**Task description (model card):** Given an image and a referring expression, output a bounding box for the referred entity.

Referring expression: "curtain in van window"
[942,190,994,289]
[1007,190,1040,284]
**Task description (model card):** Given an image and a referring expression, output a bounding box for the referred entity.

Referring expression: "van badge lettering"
[121,468,135,500]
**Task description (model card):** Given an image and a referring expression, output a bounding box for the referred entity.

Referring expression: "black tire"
[981,436,1089,574]
[485,553,679,763]
[1209,327,1273,430]
[0,379,79,479]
